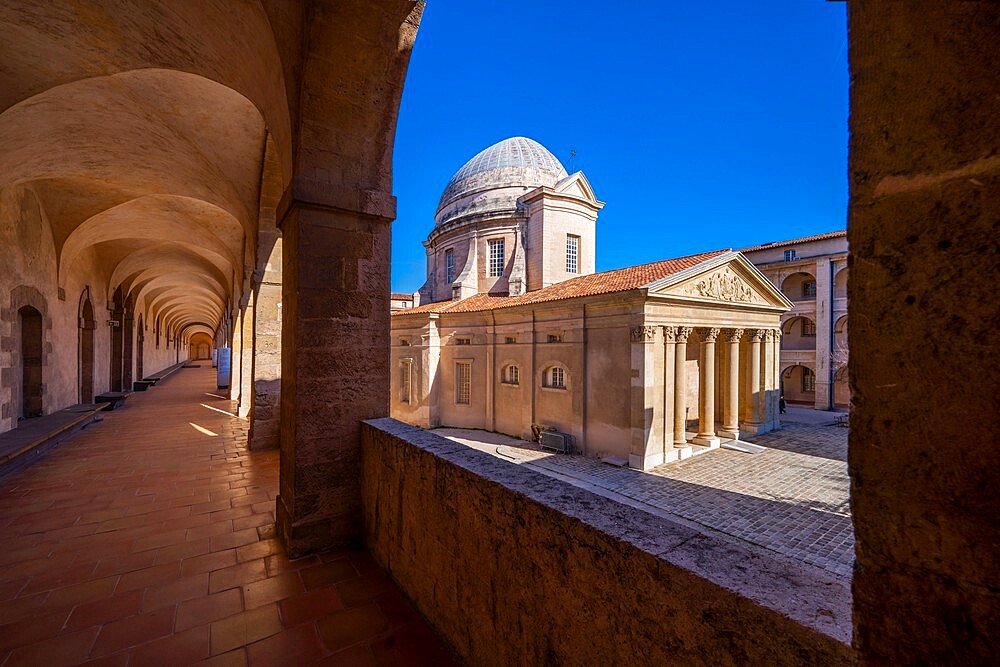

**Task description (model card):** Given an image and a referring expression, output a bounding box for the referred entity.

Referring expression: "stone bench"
[132,380,155,392]
[142,361,188,386]
[94,391,130,411]
[0,404,104,479]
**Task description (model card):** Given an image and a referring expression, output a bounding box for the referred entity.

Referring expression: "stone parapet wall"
[361,418,853,666]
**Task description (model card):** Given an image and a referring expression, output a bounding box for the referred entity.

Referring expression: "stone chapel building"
[391,136,792,470]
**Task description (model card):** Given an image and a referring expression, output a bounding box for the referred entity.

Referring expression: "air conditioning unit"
[540,431,573,454]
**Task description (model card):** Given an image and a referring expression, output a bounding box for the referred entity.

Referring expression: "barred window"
[502,365,519,385]
[547,334,562,343]
[399,359,412,404]
[802,319,817,337]
[803,280,817,298]
[445,248,455,283]
[456,361,472,404]
[489,239,505,277]
[505,336,516,344]
[802,367,816,392]
[455,337,471,346]
[566,235,580,273]
[544,366,566,389]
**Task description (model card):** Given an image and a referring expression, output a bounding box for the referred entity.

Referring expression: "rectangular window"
[505,336,516,344]
[802,320,817,337]
[566,234,580,273]
[546,366,565,389]
[784,249,797,262]
[803,368,815,392]
[503,365,519,385]
[803,281,817,298]
[456,361,471,404]
[455,337,471,346]
[445,248,455,283]
[547,334,562,343]
[489,239,504,277]
[399,359,412,404]
[399,338,410,347]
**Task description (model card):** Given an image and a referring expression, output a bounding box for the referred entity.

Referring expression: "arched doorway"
[19,306,43,419]
[781,364,816,405]
[110,285,124,392]
[136,314,145,382]
[79,289,95,404]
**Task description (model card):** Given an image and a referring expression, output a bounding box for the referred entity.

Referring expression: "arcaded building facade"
[743,231,849,409]
[393,137,791,469]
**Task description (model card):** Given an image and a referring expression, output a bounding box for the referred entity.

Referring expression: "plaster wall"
[524,195,597,291]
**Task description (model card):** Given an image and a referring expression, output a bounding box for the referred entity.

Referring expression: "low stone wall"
[361,418,853,666]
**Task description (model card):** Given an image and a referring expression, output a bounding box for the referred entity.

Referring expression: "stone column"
[721,328,743,439]
[276,200,393,556]
[744,329,764,432]
[661,326,677,457]
[693,328,721,447]
[237,293,255,419]
[672,326,692,446]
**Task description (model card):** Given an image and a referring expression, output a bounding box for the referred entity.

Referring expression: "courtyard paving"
[439,413,853,579]
[0,367,453,666]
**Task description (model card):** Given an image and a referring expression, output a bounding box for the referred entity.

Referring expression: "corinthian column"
[745,329,764,432]
[721,328,743,438]
[693,327,721,447]
[673,326,692,446]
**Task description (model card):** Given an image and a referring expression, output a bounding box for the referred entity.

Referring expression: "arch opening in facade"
[781,271,818,302]
[781,316,818,350]
[18,305,43,419]
[78,289,95,404]
[781,363,816,405]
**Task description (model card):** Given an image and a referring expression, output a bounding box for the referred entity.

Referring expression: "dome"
[434,136,568,227]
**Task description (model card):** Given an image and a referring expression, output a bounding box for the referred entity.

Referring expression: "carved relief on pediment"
[681,267,765,304]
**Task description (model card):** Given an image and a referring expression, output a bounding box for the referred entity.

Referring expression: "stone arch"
[540,363,569,390]
[18,305,43,419]
[136,313,145,382]
[781,271,817,302]
[78,287,95,404]
[781,315,817,350]
[834,267,848,299]
[110,285,125,392]
[780,363,816,405]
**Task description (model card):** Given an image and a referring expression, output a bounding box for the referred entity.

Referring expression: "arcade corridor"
[0,367,452,666]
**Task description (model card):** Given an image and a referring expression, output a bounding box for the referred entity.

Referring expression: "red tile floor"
[0,367,455,666]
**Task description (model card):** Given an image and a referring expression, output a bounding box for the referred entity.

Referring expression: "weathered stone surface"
[362,418,853,666]
[848,2,1000,663]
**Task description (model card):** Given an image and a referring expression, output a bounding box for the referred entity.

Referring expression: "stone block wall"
[361,418,853,666]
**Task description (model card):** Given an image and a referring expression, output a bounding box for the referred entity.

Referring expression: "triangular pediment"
[645,252,792,310]
[554,171,598,203]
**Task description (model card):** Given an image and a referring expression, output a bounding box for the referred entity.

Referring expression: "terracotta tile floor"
[0,367,455,666]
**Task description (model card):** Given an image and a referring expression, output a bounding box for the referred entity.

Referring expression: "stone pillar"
[229,307,243,401]
[762,329,778,431]
[276,200,392,556]
[672,326,692,446]
[814,257,834,410]
[629,325,663,471]
[249,236,282,451]
[237,293,255,419]
[661,326,677,458]
[692,328,720,447]
[743,329,764,432]
[720,328,742,439]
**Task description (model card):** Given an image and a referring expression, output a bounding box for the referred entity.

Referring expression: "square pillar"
[814,257,834,410]
[249,235,282,451]
[276,202,391,556]
[629,325,664,470]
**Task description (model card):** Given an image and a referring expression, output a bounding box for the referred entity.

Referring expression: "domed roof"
[435,136,567,226]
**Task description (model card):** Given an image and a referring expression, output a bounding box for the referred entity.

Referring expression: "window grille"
[456,337,471,345]
[803,280,817,298]
[566,235,580,273]
[456,362,471,404]
[803,367,816,392]
[446,249,455,283]
[400,359,412,404]
[505,336,516,344]
[547,334,561,343]
[802,319,817,336]
[489,239,505,277]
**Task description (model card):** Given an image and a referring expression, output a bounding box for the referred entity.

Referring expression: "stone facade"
[742,231,849,409]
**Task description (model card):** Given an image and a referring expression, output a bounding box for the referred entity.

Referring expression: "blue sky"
[391,1,848,293]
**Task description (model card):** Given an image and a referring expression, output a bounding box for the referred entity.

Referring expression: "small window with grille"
[803,280,817,298]
[566,235,580,273]
[802,319,817,337]
[399,359,412,404]
[488,239,505,277]
[445,248,455,283]
[456,361,472,404]
[455,337,471,345]
[547,334,562,343]
[803,367,816,392]
[505,336,516,344]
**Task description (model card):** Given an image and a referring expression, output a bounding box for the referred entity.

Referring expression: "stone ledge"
[361,417,853,665]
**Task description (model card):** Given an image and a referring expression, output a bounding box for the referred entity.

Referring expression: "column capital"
[724,328,744,343]
[748,328,766,342]
[699,327,721,343]
[675,326,693,343]
[661,325,678,343]
[630,325,657,342]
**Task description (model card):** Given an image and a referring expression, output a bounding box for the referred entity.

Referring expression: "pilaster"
[629,325,663,470]
[814,257,834,409]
